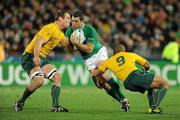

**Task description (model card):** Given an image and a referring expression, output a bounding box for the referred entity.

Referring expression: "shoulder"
[66,27,73,31]
[84,24,95,30]
[66,27,73,33]
[43,23,56,29]
[126,52,137,56]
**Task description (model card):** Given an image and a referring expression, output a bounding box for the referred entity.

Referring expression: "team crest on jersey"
[54,37,58,40]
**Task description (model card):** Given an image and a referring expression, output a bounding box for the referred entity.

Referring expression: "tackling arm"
[143,61,150,71]
[61,37,75,52]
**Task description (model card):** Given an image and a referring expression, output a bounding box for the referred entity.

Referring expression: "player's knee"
[52,73,61,86]
[36,78,44,87]
[162,79,169,89]
[157,77,169,89]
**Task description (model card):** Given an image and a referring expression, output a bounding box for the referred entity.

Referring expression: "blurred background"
[1,0,180,60]
[0,0,180,86]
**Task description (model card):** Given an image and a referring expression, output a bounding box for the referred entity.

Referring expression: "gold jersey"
[99,52,147,82]
[25,22,66,57]
[0,44,5,62]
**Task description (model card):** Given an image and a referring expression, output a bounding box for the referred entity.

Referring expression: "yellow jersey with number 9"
[25,22,66,57]
[99,52,147,82]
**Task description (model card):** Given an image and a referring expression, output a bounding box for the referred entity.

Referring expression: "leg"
[42,64,68,112]
[150,76,169,107]
[148,75,169,114]
[14,67,44,111]
[91,69,129,112]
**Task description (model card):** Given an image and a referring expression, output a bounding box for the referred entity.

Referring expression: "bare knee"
[163,78,169,89]
[151,76,169,89]
[52,73,61,86]
[28,77,44,91]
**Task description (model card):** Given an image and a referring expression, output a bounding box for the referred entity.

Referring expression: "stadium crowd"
[0,0,180,62]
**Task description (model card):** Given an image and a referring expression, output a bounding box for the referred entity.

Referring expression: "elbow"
[86,49,93,53]
[85,47,93,53]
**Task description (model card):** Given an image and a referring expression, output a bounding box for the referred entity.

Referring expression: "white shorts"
[84,46,108,70]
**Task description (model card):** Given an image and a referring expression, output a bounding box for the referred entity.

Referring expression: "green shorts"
[21,52,49,74]
[123,69,155,93]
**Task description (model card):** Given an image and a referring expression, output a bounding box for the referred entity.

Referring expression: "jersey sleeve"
[134,53,147,66]
[65,27,73,39]
[38,25,55,41]
[98,60,108,72]
[85,26,97,44]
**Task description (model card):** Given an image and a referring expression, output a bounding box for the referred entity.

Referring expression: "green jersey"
[66,24,103,59]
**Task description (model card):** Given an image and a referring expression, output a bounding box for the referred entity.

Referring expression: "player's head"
[55,10,71,28]
[114,44,126,54]
[71,10,84,29]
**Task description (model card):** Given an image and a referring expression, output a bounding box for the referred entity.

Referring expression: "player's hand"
[70,35,78,45]
[33,57,41,67]
[97,34,103,42]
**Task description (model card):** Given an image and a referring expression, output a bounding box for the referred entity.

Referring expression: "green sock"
[151,87,167,107]
[51,85,60,107]
[106,78,125,102]
[19,87,34,103]
[147,88,153,107]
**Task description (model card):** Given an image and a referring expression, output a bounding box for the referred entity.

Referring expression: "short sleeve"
[65,27,73,39]
[134,53,147,66]
[85,26,96,44]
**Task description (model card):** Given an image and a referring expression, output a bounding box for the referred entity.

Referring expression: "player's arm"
[143,61,150,71]
[92,61,108,77]
[70,35,94,53]
[33,36,47,67]
[60,37,75,52]
[135,53,150,71]
[33,25,54,67]
[65,28,78,51]
[70,26,96,53]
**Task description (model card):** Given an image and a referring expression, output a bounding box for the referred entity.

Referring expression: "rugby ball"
[71,29,85,44]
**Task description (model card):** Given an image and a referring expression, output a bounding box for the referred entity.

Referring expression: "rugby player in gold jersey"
[14,10,71,112]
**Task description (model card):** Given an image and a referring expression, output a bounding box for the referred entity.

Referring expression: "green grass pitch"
[0,86,180,120]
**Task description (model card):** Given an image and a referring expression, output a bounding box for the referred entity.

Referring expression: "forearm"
[34,37,43,57]
[74,42,93,53]
[143,61,150,71]
[92,69,104,77]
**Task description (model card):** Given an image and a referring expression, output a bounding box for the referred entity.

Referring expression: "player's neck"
[55,21,64,30]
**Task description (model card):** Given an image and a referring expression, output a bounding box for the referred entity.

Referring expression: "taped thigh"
[30,71,44,80]
[45,68,57,80]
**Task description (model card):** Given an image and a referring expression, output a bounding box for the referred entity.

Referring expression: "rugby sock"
[18,87,34,103]
[151,86,167,107]
[147,88,153,107]
[106,78,125,102]
[51,85,60,107]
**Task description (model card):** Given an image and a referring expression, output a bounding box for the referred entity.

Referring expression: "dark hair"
[72,10,84,21]
[114,44,126,53]
[55,10,66,20]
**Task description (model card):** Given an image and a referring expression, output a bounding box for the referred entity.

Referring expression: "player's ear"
[58,16,63,21]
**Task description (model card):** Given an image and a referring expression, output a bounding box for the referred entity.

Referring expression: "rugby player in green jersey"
[66,10,129,112]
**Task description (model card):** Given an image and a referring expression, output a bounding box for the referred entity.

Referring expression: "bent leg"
[18,67,45,103]
[91,69,126,102]
[149,75,169,107]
